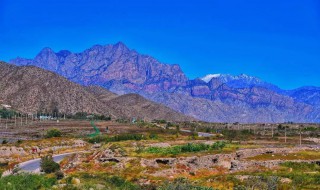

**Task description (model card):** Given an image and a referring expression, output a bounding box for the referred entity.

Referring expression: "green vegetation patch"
[145,141,226,156]
[88,134,146,143]
[0,174,57,190]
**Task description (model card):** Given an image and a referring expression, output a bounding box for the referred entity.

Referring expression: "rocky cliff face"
[12,42,188,93]
[10,42,320,123]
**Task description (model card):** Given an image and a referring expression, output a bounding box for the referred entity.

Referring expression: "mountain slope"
[84,86,118,102]
[104,94,193,121]
[0,61,107,114]
[0,62,192,121]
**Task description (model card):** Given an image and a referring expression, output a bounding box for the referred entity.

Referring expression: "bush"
[2,139,8,144]
[211,141,226,150]
[40,155,60,173]
[105,176,140,190]
[149,133,158,139]
[45,128,62,138]
[55,170,64,180]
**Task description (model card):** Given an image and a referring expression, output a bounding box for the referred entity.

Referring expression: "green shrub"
[2,139,8,144]
[149,133,158,139]
[211,141,226,150]
[45,128,62,138]
[40,155,60,173]
[55,170,64,180]
[105,176,140,190]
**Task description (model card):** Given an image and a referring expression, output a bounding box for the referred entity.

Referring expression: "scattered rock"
[71,178,80,185]
[73,140,86,147]
[280,177,292,183]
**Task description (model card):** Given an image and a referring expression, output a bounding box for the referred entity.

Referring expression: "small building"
[1,104,12,109]
[40,116,52,120]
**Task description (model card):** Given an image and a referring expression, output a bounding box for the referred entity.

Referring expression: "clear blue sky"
[0,0,319,89]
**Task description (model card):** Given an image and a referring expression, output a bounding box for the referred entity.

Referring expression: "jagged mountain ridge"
[10,42,320,123]
[0,62,192,121]
[12,42,188,93]
[200,73,283,92]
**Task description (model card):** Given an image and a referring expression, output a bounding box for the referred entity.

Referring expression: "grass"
[0,174,57,190]
[281,161,320,172]
[229,161,320,189]
[246,150,320,161]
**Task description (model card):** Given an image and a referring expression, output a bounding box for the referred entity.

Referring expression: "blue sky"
[0,0,319,89]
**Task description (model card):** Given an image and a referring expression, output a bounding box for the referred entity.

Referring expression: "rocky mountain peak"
[56,50,72,57]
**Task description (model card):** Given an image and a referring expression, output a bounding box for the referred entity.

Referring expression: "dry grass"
[246,150,320,161]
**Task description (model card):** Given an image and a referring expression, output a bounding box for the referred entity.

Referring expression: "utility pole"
[271,125,274,138]
[285,126,287,143]
[299,125,302,147]
[20,114,23,126]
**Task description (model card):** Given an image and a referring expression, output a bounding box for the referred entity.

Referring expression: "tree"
[222,129,237,143]
[45,128,62,138]
[175,125,180,136]
[40,155,60,173]
[49,100,59,118]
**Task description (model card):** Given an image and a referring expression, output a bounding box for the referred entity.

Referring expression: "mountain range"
[9,42,320,123]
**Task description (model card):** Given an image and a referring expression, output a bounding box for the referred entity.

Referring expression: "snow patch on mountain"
[201,74,221,83]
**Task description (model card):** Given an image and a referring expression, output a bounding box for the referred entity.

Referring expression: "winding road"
[18,152,76,173]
